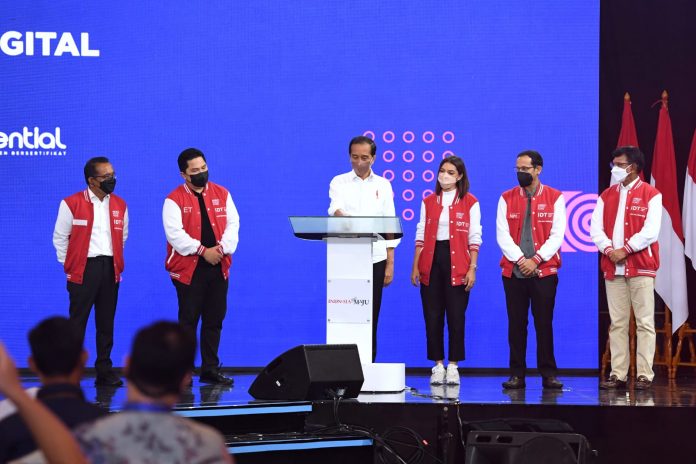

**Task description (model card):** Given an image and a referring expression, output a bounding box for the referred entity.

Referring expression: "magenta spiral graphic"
[562,191,598,253]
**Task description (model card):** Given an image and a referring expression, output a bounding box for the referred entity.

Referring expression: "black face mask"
[189,171,208,188]
[517,171,533,188]
[99,178,116,195]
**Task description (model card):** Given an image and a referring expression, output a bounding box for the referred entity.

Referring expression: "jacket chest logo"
[212,199,220,206]
[112,210,120,218]
[456,212,465,219]
[183,206,193,213]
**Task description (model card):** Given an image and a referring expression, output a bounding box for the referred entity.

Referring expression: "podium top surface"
[288,216,403,241]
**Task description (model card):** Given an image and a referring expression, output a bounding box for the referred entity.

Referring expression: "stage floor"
[9,372,696,411]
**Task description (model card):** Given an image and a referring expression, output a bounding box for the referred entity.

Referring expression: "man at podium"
[328,135,401,362]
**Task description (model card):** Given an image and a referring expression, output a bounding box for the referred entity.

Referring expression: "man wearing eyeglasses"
[590,146,662,390]
[52,157,128,387]
[496,150,566,390]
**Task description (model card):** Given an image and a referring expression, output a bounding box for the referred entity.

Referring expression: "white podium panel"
[326,237,373,363]
[289,217,406,393]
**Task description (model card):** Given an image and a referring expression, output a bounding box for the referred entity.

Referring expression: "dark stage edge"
[7,373,696,463]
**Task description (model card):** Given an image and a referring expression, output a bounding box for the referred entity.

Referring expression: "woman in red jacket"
[411,156,482,385]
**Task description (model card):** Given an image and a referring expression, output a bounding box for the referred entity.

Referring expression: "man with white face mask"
[328,135,400,362]
[590,146,662,390]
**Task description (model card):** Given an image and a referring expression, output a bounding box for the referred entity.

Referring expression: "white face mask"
[611,165,630,184]
[438,173,458,189]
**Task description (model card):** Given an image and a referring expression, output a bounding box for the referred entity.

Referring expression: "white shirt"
[415,190,483,245]
[162,191,240,256]
[52,190,129,264]
[590,178,662,276]
[328,170,400,263]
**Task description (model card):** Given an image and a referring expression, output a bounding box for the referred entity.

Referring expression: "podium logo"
[0,127,68,157]
[0,32,99,57]
[328,297,370,306]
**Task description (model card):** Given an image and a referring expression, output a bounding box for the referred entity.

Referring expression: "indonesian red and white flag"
[684,129,696,269]
[612,93,643,185]
[651,91,689,332]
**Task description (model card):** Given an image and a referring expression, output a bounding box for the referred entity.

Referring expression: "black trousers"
[502,274,559,377]
[420,241,470,362]
[67,256,119,375]
[372,260,386,363]
[173,264,228,373]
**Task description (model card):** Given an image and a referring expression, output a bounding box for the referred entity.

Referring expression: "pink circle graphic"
[422,131,435,143]
[422,150,435,163]
[402,189,415,201]
[383,150,395,163]
[402,170,415,182]
[422,189,433,199]
[422,170,435,182]
[382,169,395,182]
[402,209,415,221]
[402,131,415,143]
[363,130,375,140]
[382,131,395,143]
[442,131,455,143]
[402,150,415,162]
[562,191,599,252]
[442,150,455,159]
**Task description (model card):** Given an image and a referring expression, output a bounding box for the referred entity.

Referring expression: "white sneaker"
[445,364,460,385]
[430,364,446,385]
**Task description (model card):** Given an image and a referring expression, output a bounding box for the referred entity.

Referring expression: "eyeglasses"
[514,166,535,173]
[93,174,115,181]
[609,162,632,169]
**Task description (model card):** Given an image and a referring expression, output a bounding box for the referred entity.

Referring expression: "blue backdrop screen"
[0,1,599,368]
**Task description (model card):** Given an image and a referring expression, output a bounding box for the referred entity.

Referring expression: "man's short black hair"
[178,148,206,172]
[612,145,645,173]
[84,157,110,184]
[126,321,196,397]
[28,317,83,377]
[349,136,377,157]
[517,150,543,168]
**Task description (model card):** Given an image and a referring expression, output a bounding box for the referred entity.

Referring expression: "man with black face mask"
[163,148,240,385]
[496,150,566,390]
[53,157,128,386]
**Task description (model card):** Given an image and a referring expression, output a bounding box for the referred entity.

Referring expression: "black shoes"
[599,375,627,390]
[542,376,563,390]
[634,375,652,390]
[502,376,526,389]
[502,376,562,389]
[200,370,234,386]
[95,371,124,387]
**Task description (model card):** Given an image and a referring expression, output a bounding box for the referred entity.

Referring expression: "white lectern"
[289,216,406,392]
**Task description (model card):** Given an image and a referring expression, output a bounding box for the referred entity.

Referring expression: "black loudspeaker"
[464,419,596,464]
[248,344,364,400]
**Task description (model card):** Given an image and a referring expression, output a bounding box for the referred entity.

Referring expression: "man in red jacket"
[496,150,566,390]
[53,157,128,386]
[163,148,240,385]
[591,146,662,390]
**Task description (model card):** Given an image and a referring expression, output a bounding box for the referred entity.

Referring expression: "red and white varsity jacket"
[590,179,662,280]
[163,182,240,285]
[60,190,127,284]
[415,192,482,287]
[496,183,566,278]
